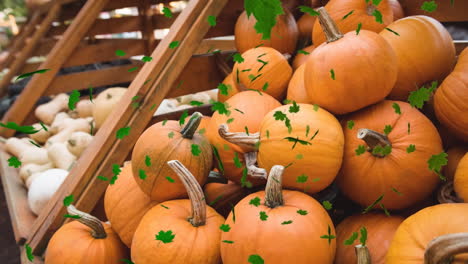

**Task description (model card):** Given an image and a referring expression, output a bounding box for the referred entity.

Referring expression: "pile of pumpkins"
[3,87,215,217]
[43,0,468,263]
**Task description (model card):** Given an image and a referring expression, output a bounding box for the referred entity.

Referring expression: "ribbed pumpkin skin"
[286,64,311,104]
[217,74,241,103]
[203,181,252,218]
[297,14,316,39]
[45,221,129,264]
[104,163,157,247]
[386,203,468,263]
[207,91,281,185]
[257,104,344,194]
[131,200,225,264]
[312,0,393,46]
[444,146,467,181]
[131,121,212,201]
[380,16,456,100]
[220,190,336,264]
[454,153,468,202]
[338,100,443,210]
[235,10,299,54]
[434,48,468,142]
[389,0,404,20]
[304,30,397,114]
[292,45,315,70]
[233,47,292,100]
[335,213,404,264]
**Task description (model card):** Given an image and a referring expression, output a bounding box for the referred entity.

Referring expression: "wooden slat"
[399,0,468,22]
[139,0,157,54]
[205,0,243,38]
[0,149,37,245]
[1,0,111,138]
[33,37,60,57]
[26,0,227,255]
[45,64,141,96]
[194,38,236,55]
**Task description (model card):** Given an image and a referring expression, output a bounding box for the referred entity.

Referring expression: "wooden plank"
[399,0,468,22]
[194,38,236,55]
[44,64,141,96]
[26,0,228,255]
[0,149,37,245]
[1,0,111,138]
[139,0,157,54]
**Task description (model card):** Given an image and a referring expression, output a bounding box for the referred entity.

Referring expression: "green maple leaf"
[97,175,108,181]
[248,254,264,264]
[139,169,147,180]
[347,120,355,130]
[406,144,416,153]
[320,225,336,244]
[297,49,310,55]
[428,152,448,179]
[344,231,358,245]
[25,243,34,262]
[207,15,217,26]
[281,220,293,225]
[63,195,74,207]
[296,174,308,183]
[240,167,253,188]
[273,111,287,121]
[245,0,284,40]
[408,81,438,109]
[421,1,437,12]
[355,145,366,156]
[383,125,393,135]
[362,194,384,213]
[218,83,229,95]
[116,126,131,139]
[322,200,333,210]
[211,101,231,116]
[297,209,308,215]
[227,118,235,124]
[392,103,401,114]
[259,211,268,221]
[372,9,383,24]
[220,224,231,232]
[68,90,80,110]
[169,41,180,49]
[168,131,175,138]
[142,56,152,62]
[155,230,175,243]
[115,49,126,56]
[15,69,51,81]
[0,122,40,134]
[262,82,269,91]
[249,197,261,207]
[289,101,300,113]
[190,100,204,107]
[360,227,368,246]
[162,7,173,18]
[191,144,201,156]
[145,155,151,166]
[233,53,244,63]
[7,156,21,168]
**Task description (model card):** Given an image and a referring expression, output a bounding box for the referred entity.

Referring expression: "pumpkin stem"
[356,244,371,264]
[424,233,468,264]
[316,7,343,43]
[265,165,285,208]
[283,53,292,60]
[67,139,76,147]
[437,181,464,204]
[167,160,206,227]
[357,129,392,158]
[181,112,203,139]
[366,3,377,16]
[218,124,260,152]
[207,170,228,184]
[106,93,112,99]
[66,205,107,239]
[244,152,267,179]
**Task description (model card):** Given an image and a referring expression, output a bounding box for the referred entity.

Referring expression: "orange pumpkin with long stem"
[335,213,404,264]
[454,153,468,202]
[386,203,468,263]
[233,47,292,100]
[207,91,281,186]
[338,100,443,210]
[104,162,158,247]
[131,160,225,263]
[235,9,299,54]
[45,205,129,263]
[312,0,394,46]
[433,48,468,142]
[305,8,397,114]
[286,64,311,104]
[220,165,336,263]
[131,112,212,201]
[380,16,456,100]
[219,103,344,195]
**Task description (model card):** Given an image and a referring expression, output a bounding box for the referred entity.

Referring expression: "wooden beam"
[1,0,111,138]
[26,0,228,255]
[398,0,468,22]
[139,0,157,54]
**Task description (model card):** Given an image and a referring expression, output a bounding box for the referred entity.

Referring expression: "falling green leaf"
[25,243,34,262]
[145,155,151,167]
[296,153,303,160]
[207,15,217,26]
[191,144,201,156]
[233,53,244,63]
[284,137,311,149]
[29,140,41,148]
[222,240,234,244]
[322,200,333,210]
[218,83,229,95]
[392,103,401,115]
[244,0,284,40]
[168,131,175,139]
[421,1,437,12]
[227,118,235,124]
[320,225,336,244]
[121,259,135,264]
[233,153,242,168]
[428,152,448,180]
[63,214,81,219]
[7,156,21,168]
[297,49,310,55]
[289,101,300,113]
[240,167,253,188]
[116,127,131,139]
[220,224,231,232]
[142,56,152,62]
[296,174,308,183]
[162,7,173,18]
[115,49,126,56]
[299,5,319,16]
[259,211,268,221]
[63,195,74,207]
[342,10,354,20]
[15,69,51,81]
[97,175,108,181]
[383,125,392,135]
[155,230,175,243]
[355,145,366,156]
[68,90,80,110]
[248,254,264,264]
[347,120,355,130]
[160,204,169,209]
[408,81,438,109]
[330,69,336,80]
[313,104,320,111]
[127,67,138,72]
[190,100,204,106]
[139,169,147,180]
[344,232,358,245]
[211,101,231,116]
[408,122,411,134]
[372,9,383,24]
[385,27,400,36]
[262,82,269,91]
[281,220,293,225]
[391,187,403,196]
[297,209,308,215]
[362,194,384,214]
[356,22,362,35]
[406,144,416,153]
[0,122,39,134]
[212,145,224,174]
[360,227,368,246]
[169,41,180,49]
[249,197,261,207]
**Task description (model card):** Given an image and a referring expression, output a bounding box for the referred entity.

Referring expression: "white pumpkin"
[27,169,68,215]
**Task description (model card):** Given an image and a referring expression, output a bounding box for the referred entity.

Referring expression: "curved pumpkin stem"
[67,205,107,239]
[167,160,206,227]
[355,244,371,264]
[207,170,228,184]
[244,152,267,179]
[265,165,285,208]
[218,124,260,152]
[357,129,392,158]
[181,112,203,139]
[424,233,468,264]
[316,7,343,43]
[437,181,464,204]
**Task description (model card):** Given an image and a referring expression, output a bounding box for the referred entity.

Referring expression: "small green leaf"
[362,194,384,214]
[218,83,229,95]
[97,175,108,181]
[68,90,80,110]
[139,169,147,180]
[296,153,303,160]
[116,126,131,139]
[372,9,383,24]
[155,230,175,243]
[190,100,204,106]
[169,41,180,49]
[330,69,336,80]
[142,56,152,62]
[168,131,175,138]
[16,69,51,81]
[421,1,437,12]
[259,211,268,221]
[233,53,244,63]
[127,67,138,72]
[355,145,366,156]
[207,15,217,26]
[408,82,438,109]
[408,122,411,134]
[392,103,401,115]
[248,254,264,264]
[162,7,173,18]
[344,232,358,245]
[145,155,151,167]
[222,240,234,244]
[220,224,231,232]
[299,5,319,16]
[385,27,400,36]
[342,10,354,20]
[63,195,74,207]
[297,209,308,215]
[406,144,416,153]
[63,214,81,219]
[7,156,21,168]
[160,204,169,209]
[289,101,300,113]
[29,140,42,148]
[297,49,310,55]
[281,220,293,225]
[121,259,135,264]
[347,120,355,130]
[296,174,308,183]
[25,243,34,262]
[211,101,231,116]
[428,152,448,179]
[360,227,368,246]
[320,225,336,244]
[179,110,189,125]
[262,82,269,91]
[115,49,126,56]
[0,122,39,134]
[191,144,202,156]
[313,104,319,111]
[322,200,333,210]
[227,118,235,124]
[240,167,253,188]
[356,22,362,35]
[249,197,261,207]
[391,187,403,196]
[383,125,392,135]
[233,153,242,168]
[212,145,224,174]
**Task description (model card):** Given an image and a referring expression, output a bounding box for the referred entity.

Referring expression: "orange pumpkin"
[220,165,336,263]
[335,213,404,264]
[131,112,212,201]
[45,205,129,263]
[454,153,468,202]
[219,103,344,195]
[207,91,281,186]
[386,203,468,263]
[444,146,467,181]
[217,73,242,103]
[233,47,292,100]
[389,0,404,20]
[292,44,315,70]
[286,64,311,104]
[131,160,225,264]
[235,10,299,54]
[304,8,397,114]
[380,16,456,100]
[312,0,394,46]
[104,162,157,247]
[338,100,443,210]
[434,48,468,142]
[297,13,317,40]
[203,180,254,218]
